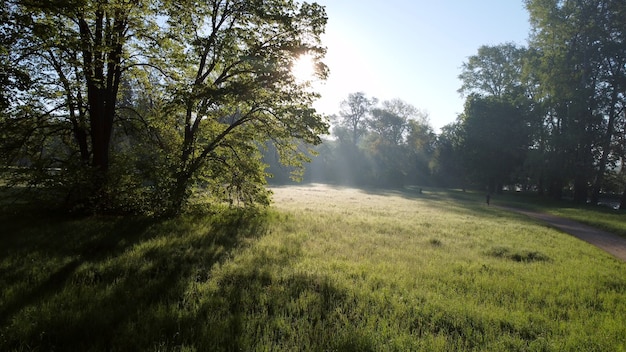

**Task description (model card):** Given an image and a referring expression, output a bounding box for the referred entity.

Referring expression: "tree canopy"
[440,0,626,207]
[1,0,329,215]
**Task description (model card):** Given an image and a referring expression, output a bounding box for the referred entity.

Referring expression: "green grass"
[1,184,626,351]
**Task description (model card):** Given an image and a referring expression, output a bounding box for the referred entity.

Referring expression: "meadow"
[1,184,625,351]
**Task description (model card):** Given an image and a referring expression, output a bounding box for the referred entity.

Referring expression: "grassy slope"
[1,185,625,351]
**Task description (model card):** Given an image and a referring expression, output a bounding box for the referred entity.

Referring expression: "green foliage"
[336,92,378,145]
[458,43,526,98]
[431,121,466,188]
[445,1,626,204]
[458,95,532,192]
[305,95,435,188]
[524,0,626,202]
[1,0,330,215]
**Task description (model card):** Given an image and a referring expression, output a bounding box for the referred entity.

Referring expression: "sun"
[292,53,317,82]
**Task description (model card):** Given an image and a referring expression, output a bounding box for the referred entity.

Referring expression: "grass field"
[1,184,625,351]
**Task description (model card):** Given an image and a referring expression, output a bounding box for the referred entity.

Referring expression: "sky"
[310,0,531,132]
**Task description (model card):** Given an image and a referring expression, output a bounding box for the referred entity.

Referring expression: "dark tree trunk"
[70,106,90,165]
[573,129,593,204]
[488,177,496,194]
[78,11,125,198]
[549,178,563,200]
[573,176,588,204]
[591,89,620,205]
[168,173,191,216]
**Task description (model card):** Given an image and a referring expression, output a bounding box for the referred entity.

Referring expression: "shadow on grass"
[0,211,157,326]
[170,271,370,351]
[0,207,272,350]
[0,207,369,351]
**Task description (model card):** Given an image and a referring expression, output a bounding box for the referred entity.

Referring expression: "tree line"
[269,0,626,209]
[265,92,436,188]
[451,0,626,207]
[2,0,625,214]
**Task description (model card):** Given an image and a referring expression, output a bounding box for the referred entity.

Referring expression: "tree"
[364,99,431,187]
[1,0,329,215]
[432,121,466,188]
[456,42,534,193]
[459,95,531,193]
[458,43,526,98]
[368,108,407,146]
[526,0,626,203]
[0,3,31,112]
[336,92,377,145]
[1,0,163,209]
[154,0,329,213]
[365,107,407,186]
[405,116,436,185]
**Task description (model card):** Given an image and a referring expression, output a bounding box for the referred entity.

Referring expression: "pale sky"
[311,0,531,132]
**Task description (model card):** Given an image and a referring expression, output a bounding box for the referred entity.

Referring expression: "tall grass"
[1,184,625,351]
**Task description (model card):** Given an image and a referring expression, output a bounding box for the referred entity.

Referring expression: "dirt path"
[498,206,626,262]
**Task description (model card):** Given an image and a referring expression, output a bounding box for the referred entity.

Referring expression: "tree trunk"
[573,174,588,204]
[78,10,125,201]
[70,109,90,165]
[167,172,192,216]
[591,89,620,205]
[549,178,563,200]
[573,129,593,204]
[89,95,112,174]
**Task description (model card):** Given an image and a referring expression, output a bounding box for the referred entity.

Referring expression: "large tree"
[432,121,466,188]
[1,0,148,208]
[1,0,329,214]
[455,43,534,193]
[526,0,626,203]
[156,0,328,213]
[459,95,531,193]
[364,99,431,186]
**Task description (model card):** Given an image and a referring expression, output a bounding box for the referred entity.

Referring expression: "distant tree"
[337,92,377,145]
[405,117,436,185]
[459,95,531,193]
[322,96,436,187]
[368,108,407,146]
[365,107,406,186]
[364,99,433,187]
[432,121,466,188]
